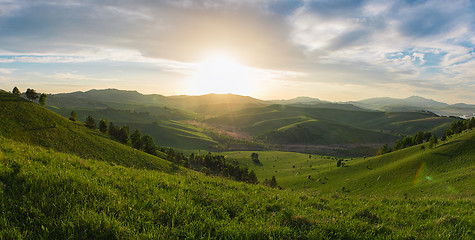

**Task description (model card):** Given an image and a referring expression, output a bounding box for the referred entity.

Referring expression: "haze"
[1,0,474,104]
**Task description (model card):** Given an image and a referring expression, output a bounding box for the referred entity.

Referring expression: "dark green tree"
[269,176,278,188]
[248,170,258,184]
[99,119,108,134]
[337,159,342,167]
[12,87,21,96]
[85,116,96,129]
[131,129,143,149]
[118,125,130,144]
[25,88,39,102]
[251,152,260,164]
[69,111,78,121]
[142,135,156,154]
[377,144,390,156]
[429,135,438,148]
[38,93,47,106]
[108,122,119,139]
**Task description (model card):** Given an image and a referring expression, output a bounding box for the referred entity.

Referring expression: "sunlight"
[187,52,256,95]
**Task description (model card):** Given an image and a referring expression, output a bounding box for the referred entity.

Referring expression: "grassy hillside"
[1,136,472,239]
[206,105,454,156]
[223,129,475,198]
[0,92,169,170]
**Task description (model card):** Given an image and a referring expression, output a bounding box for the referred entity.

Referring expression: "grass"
[0,92,169,170]
[0,135,473,239]
[222,129,475,199]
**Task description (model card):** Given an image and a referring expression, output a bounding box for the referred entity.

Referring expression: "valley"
[0,89,473,239]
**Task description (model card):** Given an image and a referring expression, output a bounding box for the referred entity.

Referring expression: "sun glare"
[188,53,256,96]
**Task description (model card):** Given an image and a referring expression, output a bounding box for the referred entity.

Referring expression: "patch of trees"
[12,87,47,106]
[263,176,278,188]
[378,117,475,155]
[166,151,259,184]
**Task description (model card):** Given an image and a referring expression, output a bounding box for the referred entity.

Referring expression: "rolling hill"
[0,89,472,238]
[223,128,475,198]
[0,91,170,170]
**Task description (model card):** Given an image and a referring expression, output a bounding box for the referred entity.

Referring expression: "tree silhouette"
[25,88,39,102]
[12,87,21,96]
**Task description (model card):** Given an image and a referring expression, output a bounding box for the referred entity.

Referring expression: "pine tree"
[85,116,96,129]
[142,135,156,154]
[118,125,130,144]
[269,176,278,188]
[131,129,143,149]
[99,119,108,134]
[69,111,78,121]
[429,135,438,148]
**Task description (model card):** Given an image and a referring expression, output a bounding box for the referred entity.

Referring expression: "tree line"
[11,87,47,106]
[378,117,475,155]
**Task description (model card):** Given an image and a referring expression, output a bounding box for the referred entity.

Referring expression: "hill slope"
[223,129,475,198]
[0,92,170,170]
[1,134,472,239]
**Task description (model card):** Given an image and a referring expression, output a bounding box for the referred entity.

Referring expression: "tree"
[99,119,108,134]
[248,170,258,184]
[85,116,96,129]
[429,135,438,148]
[269,176,278,188]
[12,87,21,96]
[131,129,143,149]
[118,125,130,144]
[109,122,119,139]
[377,144,390,156]
[25,88,39,102]
[251,152,260,164]
[142,135,156,154]
[69,111,78,121]
[337,159,342,167]
[38,93,47,106]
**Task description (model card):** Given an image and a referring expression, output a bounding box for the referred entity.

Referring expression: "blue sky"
[0,0,474,103]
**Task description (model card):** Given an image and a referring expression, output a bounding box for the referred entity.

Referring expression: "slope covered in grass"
[0,136,472,239]
[224,129,475,199]
[0,92,169,170]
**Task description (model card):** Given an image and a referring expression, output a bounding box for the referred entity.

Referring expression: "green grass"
[222,129,475,199]
[1,136,473,239]
[0,92,169,170]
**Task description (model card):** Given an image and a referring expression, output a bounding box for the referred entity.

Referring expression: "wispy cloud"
[0,0,474,103]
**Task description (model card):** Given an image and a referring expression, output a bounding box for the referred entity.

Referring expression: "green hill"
[0,92,170,170]
[0,132,472,239]
[223,129,475,198]
[205,105,455,156]
[0,91,472,239]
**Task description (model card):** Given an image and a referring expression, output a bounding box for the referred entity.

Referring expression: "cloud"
[0,0,474,103]
[0,68,15,74]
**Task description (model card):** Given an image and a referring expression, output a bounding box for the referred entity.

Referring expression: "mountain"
[352,96,475,117]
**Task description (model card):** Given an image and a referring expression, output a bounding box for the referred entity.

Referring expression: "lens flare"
[412,161,425,186]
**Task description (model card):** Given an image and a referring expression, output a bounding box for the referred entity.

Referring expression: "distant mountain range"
[46,89,475,118]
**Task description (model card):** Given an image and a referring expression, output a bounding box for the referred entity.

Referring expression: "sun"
[187,52,256,95]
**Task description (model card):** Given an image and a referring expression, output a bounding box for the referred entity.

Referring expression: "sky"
[0,0,474,104]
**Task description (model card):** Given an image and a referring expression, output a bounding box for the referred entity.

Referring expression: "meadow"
[1,136,473,239]
[0,91,473,239]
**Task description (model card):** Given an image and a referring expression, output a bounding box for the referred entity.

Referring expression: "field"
[1,136,473,239]
[222,129,474,198]
[0,91,473,239]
